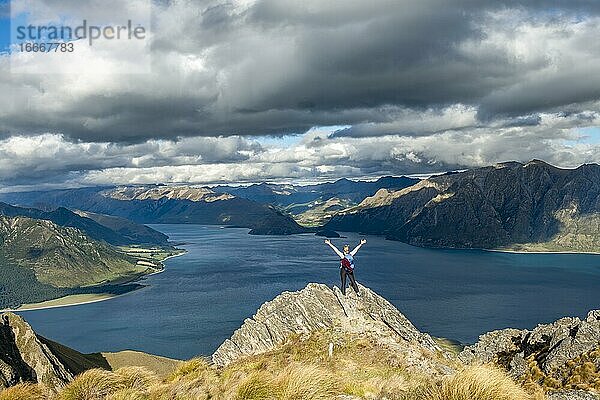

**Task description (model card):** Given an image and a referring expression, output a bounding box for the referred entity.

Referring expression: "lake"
[17,224,600,360]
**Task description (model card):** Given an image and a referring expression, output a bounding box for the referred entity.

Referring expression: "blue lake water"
[17,224,600,360]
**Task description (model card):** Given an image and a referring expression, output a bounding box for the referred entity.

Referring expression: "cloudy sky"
[1,0,600,191]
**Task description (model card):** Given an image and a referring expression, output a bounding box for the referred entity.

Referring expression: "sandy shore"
[161,251,187,261]
[2,293,120,313]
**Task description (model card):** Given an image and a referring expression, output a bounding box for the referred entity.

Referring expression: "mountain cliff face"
[212,283,448,375]
[105,186,235,202]
[0,313,73,390]
[0,312,179,392]
[326,161,600,251]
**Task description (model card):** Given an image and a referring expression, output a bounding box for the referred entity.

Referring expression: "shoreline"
[484,248,600,256]
[337,231,600,256]
[2,293,121,313]
[161,250,187,261]
[2,248,189,313]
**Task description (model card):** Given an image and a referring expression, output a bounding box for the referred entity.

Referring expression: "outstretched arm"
[350,239,367,256]
[324,239,344,258]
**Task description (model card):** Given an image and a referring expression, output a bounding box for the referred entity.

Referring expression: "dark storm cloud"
[1,0,600,189]
[2,0,600,143]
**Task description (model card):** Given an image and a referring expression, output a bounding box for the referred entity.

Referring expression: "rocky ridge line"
[212,283,447,374]
[0,313,72,390]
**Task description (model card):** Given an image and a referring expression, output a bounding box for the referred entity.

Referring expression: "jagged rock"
[460,310,600,377]
[459,328,523,365]
[0,313,72,390]
[212,283,447,374]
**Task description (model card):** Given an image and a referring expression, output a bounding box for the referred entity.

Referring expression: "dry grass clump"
[275,363,339,400]
[58,366,158,400]
[234,371,275,400]
[150,357,222,399]
[227,363,339,400]
[0,382,46,400]
[113,367,157,392]
[408,364,545,400]
[105,388,149,400]
[58,369,123,400]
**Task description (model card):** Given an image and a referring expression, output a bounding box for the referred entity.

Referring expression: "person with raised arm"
[324,238,367,295]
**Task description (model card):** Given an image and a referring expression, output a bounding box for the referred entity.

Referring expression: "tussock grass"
[408,364,545,400]
[2,330,547,400]
[0,382,46,400]
[113,366,157,391]
[105,388,148,400]
[234,371,275,400]
[275,363,339,400]
[58,369,123,400]
[58,366,158,400]
[158,357,222,399]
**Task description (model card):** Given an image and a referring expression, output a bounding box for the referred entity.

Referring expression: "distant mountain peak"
[493,161,522,169]
[524,159,556,168]
[103,186,235,202]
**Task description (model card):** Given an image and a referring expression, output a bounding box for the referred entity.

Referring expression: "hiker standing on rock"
[324,238,367,296]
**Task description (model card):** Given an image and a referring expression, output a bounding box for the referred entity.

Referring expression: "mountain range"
[214,176,419,208]
[1,159,598,256]
[0,202,169,246]
[326,160,600,252]
[0,186,307,235]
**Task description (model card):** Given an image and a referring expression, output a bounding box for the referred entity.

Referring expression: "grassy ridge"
[0,330,546,400]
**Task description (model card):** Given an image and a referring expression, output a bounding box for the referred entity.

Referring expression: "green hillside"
[0,216,163,308]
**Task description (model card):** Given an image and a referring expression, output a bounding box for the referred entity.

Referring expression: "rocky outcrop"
[547,391,600,400]
[460,310,600,374]
[212,283,448,375]
[0,313,72,390]
[460,310,600,396]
